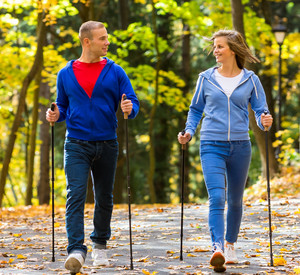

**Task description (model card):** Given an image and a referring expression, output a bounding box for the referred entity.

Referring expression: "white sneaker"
[92,248,109,266]
[210,243,226,272]
[225,243,238,264]
[64,252,85,273]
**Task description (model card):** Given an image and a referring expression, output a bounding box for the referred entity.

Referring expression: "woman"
[178,30,273,272]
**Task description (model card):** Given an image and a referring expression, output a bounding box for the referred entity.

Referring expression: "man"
[46,21,139,274]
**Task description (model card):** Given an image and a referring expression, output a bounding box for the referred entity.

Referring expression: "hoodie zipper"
[206,73,255,141]
[207,79,232,141]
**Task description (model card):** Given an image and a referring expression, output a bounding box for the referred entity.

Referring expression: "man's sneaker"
[225,243,238,264]
[64,251,85,274]
[92,248,109,266]
[210,246,226,272]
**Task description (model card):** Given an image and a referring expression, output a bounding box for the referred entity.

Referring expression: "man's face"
[88,27,110,57]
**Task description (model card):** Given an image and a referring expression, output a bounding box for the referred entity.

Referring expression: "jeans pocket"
[104,139,119,150]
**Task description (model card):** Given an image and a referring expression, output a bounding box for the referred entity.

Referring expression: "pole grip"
[264,110,269,132]
[181,130,186,150]
[50,103,55,126]
[123,95,128,119]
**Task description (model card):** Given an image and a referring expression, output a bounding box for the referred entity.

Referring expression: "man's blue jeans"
[200,140,251,250]
[64,137,119,255]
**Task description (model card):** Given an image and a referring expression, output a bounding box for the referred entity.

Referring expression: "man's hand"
[121,94,133,116]
[46,103,59,124]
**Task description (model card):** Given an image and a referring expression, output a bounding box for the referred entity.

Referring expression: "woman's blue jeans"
[200,140,251,250]
[64,137,119,255]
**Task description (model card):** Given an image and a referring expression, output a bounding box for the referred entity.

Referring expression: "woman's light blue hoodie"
[185,67,269,141]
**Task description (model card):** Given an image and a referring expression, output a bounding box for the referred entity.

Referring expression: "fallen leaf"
[294,266,300,274]
[273,256,287,266]
[137,256,150,262]
[142,269,158,275]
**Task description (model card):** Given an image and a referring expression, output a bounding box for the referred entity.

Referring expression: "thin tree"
[38,81,51,205]
[0,12,47,206]
[230,0,278,177]
[113,0,130,203]
[146,0,160,203]
[180,0,191,202]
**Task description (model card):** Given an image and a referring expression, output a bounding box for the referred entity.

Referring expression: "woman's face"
[213,36,235,64]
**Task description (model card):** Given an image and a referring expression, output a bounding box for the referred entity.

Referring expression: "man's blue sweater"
[56,57,139,141]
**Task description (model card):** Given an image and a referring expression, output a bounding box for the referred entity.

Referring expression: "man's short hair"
[79,21,105,43]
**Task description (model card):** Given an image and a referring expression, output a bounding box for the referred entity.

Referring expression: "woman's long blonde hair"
[208,30,260,69]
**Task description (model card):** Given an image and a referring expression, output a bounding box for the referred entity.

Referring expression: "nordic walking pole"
[123,94,133,270]
[264,110,273,266]
[50,103,55,262]
[180,130,186,261]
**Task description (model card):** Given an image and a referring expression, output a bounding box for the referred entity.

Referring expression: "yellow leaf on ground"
[0,261,8,264]
[17,254,27,259]
[273,256,287,266]
[187,253,197,257]
[137,256,150,262]
[54,222,60,228]
[142,269,158,275]
[194,247,210,252]
[294,267,300,274]
[167,250,175,254]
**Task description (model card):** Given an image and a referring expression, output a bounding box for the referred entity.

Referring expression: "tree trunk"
[113,0,130,204]
[26,65,43,205]
[114,109,126,203]
[0,13,47,207]
[118,0,129,29]
[231,0,245,34]
[38,81,51,205]
[181,14,191,202]
[146,0,160,203]
[230,0,278,178]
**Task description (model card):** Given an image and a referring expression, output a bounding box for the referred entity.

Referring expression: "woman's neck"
[218,62,241,77]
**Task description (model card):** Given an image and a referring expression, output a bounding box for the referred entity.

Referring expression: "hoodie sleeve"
[116,65,139,119]
[56,69,69,122]
[249,75,269,131]
[185,75,205,138]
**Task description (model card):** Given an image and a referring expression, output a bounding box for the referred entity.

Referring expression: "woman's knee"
[209,190,225,209]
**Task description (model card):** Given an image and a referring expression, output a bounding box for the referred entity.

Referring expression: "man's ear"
[83,37,90,46]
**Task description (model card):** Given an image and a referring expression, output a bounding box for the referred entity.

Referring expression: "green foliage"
[273,119,300,167]
[0,0,299,206]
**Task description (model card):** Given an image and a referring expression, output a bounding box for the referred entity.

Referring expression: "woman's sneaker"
[210,246,226,272]
[92,248,109,266]
[64,251,85,274]
[225,243,238,264]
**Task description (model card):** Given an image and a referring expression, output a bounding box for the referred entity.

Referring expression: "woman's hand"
[177,131,191,145]
[261,113,273,129]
